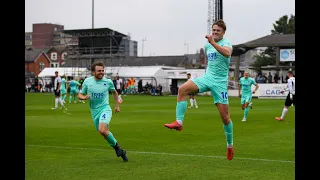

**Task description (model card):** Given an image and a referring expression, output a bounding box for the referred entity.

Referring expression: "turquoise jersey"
[239,77,256,96]
[80,77,115,111]
[204,38,232,81]
[69,80,80,90]
[61,78,66,90]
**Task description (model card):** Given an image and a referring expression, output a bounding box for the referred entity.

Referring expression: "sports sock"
[244,107,249,118]
[63,94,67,101]
[118,95,123,102]
[55,98,59,108]
[189,99,193,106]
[106,131,117,147]
[223,120,233,147]
[69,95,73,102]
[59,98,64,106]
[176,101,187,124]
[194,99,198,106]
[281,108,288,119]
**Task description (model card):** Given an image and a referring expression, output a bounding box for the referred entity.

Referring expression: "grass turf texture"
[26,93,295,180]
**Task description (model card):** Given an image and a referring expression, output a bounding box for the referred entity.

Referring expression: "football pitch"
[25,93,295,180]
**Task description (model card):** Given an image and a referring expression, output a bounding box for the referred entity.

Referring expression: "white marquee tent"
[38,67,90,78]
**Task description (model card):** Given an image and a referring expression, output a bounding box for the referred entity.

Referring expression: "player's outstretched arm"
[253,84,259,94]
[111,90,120,113]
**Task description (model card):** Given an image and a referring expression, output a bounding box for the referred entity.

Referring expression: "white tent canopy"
[38,67,90,77]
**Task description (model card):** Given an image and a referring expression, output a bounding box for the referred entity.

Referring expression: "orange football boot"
[227,147,234,161]
[164,121,183,131]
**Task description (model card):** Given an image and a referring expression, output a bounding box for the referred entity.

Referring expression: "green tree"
[271,14,295,34]
[250,14,295,72]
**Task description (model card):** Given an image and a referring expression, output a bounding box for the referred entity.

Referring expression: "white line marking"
[25,144,294,163]
[62,111,72,115]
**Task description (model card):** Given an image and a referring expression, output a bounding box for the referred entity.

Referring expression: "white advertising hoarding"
[280,49,295,62]
[252,83,288,99]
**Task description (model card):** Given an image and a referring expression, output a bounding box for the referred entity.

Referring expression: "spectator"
[257,74,264,83]
[267,72,273,83]
[274,73,279,83]
[156,84,163,96]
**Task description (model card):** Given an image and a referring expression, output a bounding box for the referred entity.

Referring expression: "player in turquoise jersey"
[238,71,259,122]
[68,77,81,103]
[164,20,234,160]
[60,75,67,103]
[78,61,128,162]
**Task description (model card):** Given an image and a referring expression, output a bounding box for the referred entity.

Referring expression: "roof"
[49,45,67,53]
[38,67,89,77]
[164,69,206,79]
[26,47,51,53]
[104,56,192,67]
[232,34,295,55]
[104,66,167,77]
[63,28,127,37]
[25,49,50,62]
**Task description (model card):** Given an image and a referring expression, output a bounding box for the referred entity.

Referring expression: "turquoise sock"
[63,94,67,101]
[244,107,249,118]
[69,96,73,102]
[106,131,117,147]
[176,101,187,121]
[223,121,233,146]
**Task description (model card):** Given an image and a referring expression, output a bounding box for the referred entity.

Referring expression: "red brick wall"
[32,24,64,48]
[25,53,51,76]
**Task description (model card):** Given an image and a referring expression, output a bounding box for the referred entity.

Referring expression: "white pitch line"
[25,144,294,164]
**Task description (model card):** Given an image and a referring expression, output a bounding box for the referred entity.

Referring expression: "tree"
[250,14,295,72]
[271,14,295,34]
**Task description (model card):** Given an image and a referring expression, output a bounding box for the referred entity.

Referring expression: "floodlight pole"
[92,0,94,29]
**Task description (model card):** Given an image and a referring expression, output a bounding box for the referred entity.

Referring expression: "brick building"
[31,23,64,48]
[25,48,51,76]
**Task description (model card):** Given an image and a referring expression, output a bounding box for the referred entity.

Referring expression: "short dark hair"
[91,61,105,71]
[187,73,191,75]
[212,19,227,32]
[287,70,293,75]
[55,71,58,74]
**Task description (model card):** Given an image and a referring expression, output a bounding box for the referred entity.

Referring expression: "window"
[51,52,57,60]
[61,52,67,60]
[25,35,32,40]
[39,62,45,71]
[50,63,59,67]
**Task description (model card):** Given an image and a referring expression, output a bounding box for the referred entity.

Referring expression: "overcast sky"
[25,0,295,56]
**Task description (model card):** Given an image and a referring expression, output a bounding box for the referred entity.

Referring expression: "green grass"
[25,93,295,180]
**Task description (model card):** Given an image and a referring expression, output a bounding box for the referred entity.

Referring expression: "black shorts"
[188,93,195,96]
[285,93,295,106]
[116,89,121,94]
[54,89,61,97]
